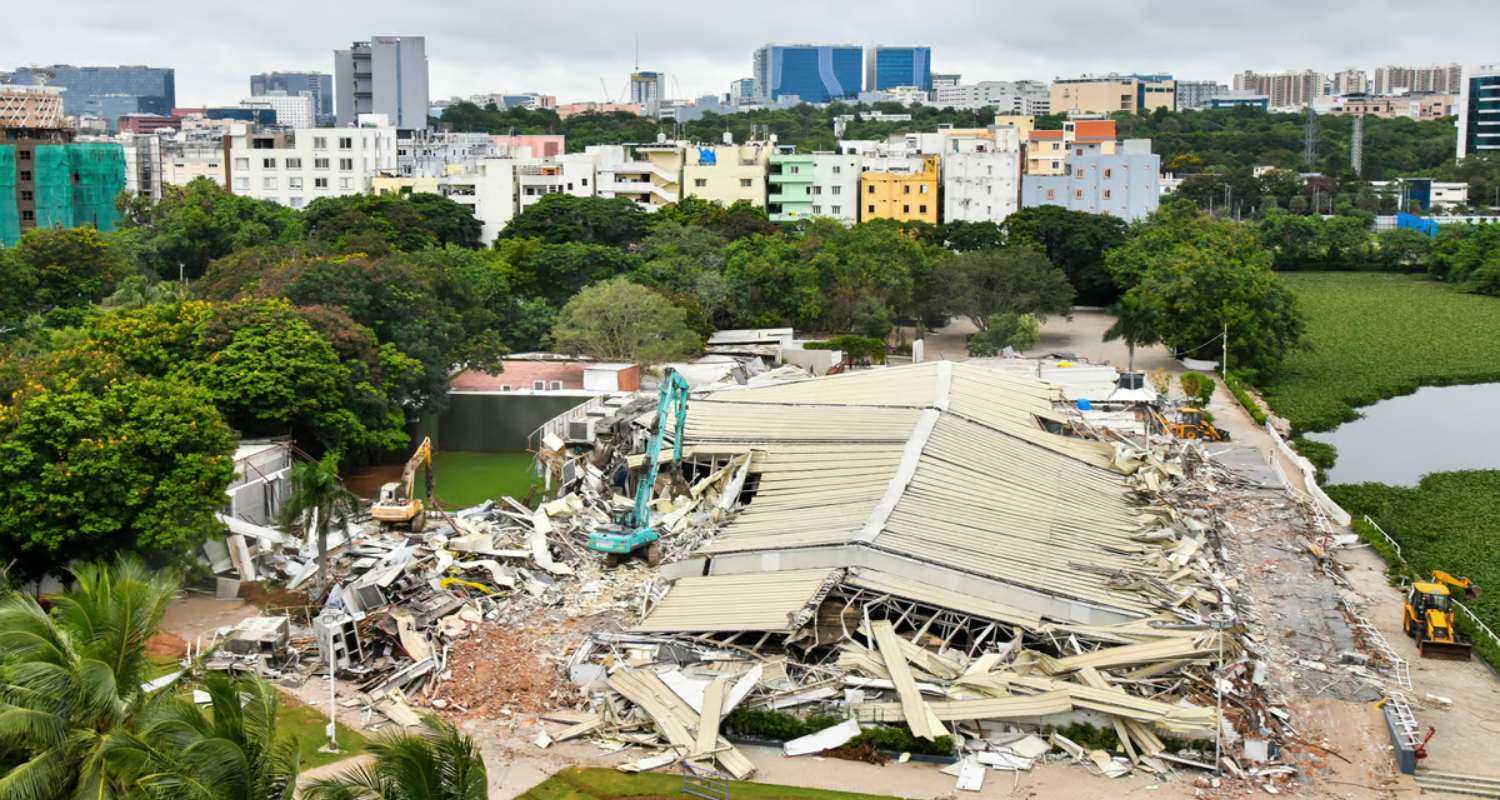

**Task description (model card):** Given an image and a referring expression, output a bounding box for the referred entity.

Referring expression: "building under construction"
[0,85,125,246]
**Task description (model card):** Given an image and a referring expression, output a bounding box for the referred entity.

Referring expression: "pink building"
[556,102,642,120]
[493,134,565,158]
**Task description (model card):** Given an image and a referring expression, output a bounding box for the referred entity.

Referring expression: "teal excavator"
[587,368,690,565]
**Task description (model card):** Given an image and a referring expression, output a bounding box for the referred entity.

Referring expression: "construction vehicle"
[587,369,690,565]
[371,437,434,532]
[1148,407,1230,442]
[1403,570,1479,660]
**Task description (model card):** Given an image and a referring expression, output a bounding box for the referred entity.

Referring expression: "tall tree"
[550,278,701,364]
[933,248,1075,331]
[1102,293,1161,373]
[999,206,1127,306]
[278,452,359,596]
[302,716,485,800]
[0,558,180,800]
[496,194,649,247]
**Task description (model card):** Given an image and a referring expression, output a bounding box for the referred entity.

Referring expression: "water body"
[1307,383,1500,486]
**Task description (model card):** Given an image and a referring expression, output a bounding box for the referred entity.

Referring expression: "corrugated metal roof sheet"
[633,569,836,633]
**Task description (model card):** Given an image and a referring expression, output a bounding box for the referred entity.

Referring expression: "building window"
[832,165,842,174]
[831,185,841,195]
[694,178,707,187]
[739,178,752,187]
[867,185,875,194]
[1076,148,1084,156]
[1103,168,1113,179]
[314,177,328,188]
[286,158,302,169]
[1045,189,1056,200]
[812,205,821,214]
[289,197,304,208]
[234,158,249,170]
[262,158,276,169]
[18,150,30,161]
[811,186,822,195]
[831,205,841,214]
[20,190,32,201]
[1075,189,1084,198]
[233,177,249,190]
[262,177,278,189]
[339,177,353,189]
[500,385,511,392]
[919,204,927,213]
[868,204,876,213]
[20,210,33,221]
[1103,189,1112,199]
[549,381,562,390]
[903,185,911,194]
[920,184,929,194]
[1051,161,1060,169]
[18,171,30,181]
[339,137,353,150]
[339,158,353,171]
[313,137,327,150]
[532,381,545,390]
[903,204,910,213]
[289,177,303,189]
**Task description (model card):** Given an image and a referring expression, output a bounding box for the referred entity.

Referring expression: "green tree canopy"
[302,193,483,253]
[999,206,1127,305]
[302,716,485,800]
[0,228,134,323]
[1106,201,1305,376]
[0,371,235,576]
[496,194,650,247]
[934,247,1075,331]
[121,178,303,280]
[550,277,702,364]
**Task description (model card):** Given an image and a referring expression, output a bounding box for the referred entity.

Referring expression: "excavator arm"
[1432,570,1480,598]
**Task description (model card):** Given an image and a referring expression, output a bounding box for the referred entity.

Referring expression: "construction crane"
[1403,570,1479,660]
[371,437,434,532]
[587,369,690,565]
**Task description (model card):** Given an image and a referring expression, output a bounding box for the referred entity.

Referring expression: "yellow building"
[993,114,1036,140]
[1025,119,1118,176]
[859,155,940,223]
[682,142,772,207]
[372,175,442,196]
[1050,76,1175,115]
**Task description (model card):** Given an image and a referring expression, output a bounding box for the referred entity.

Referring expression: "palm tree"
[277,452,359,597]
[101,673,300,800]
[301,717,485,800]
[1103,294,1161,374]
[0,557,179,800]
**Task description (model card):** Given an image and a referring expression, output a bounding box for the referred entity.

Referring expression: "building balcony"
[768,172,813,184]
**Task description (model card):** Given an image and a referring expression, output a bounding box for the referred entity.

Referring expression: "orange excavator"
[371,437,434,532]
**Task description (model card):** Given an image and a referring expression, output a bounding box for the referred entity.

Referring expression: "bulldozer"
[1403,570,1479,660]
[371,437,434,532]
[1150,407,1230,442]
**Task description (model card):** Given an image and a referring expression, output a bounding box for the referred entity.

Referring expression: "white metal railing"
[1263,422,1353,526]
[528,395,609,452]
[1362,514,1403,561]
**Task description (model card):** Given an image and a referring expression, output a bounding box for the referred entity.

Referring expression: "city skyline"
[3,0,1498,108]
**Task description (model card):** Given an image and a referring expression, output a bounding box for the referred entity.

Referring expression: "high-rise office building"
[1331,68,1369,95]
[753,44,862,103]
[6,65,175,128]
[251,72,333,122]
[865,46,932,91]
[729,78,758,104]
[1457,63,1500,159]
[1374,64,1463,96]
[334,36,429,129]
[630,71,664,112]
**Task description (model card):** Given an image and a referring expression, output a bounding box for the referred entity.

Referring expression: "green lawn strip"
[516,766,908,800]
[1263,273,1500,440]
[277,695,368,770]
[431,450,536,509]
[1328,472,1500,671]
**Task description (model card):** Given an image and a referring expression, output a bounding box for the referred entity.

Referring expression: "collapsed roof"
[639,361,1178,634]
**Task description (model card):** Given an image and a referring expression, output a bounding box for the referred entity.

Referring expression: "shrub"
[722,708,953,756]
[1225,372,1268,426]
[966,312,1041,357]
[1179,371,1216,406]
[804,335,887,364]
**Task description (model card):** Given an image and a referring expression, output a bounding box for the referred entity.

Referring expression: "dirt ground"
[159,591,260,645]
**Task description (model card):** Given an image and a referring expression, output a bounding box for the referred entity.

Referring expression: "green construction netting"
[32,142,124,235]
[0,146,17,246]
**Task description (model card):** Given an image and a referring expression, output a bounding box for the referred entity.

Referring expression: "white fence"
[1263,422,1352,526]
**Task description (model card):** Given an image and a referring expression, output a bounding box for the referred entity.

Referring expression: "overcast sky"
[5,0,1499,106]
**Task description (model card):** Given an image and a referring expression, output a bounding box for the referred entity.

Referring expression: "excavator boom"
[588,369,691,560]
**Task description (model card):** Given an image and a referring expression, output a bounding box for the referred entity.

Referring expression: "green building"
[767,152,815,222]
[0,135,125,246]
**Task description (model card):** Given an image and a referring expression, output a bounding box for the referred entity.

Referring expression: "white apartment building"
[932,80,1050,114]
[228,115,397,208]
[516,153,596,212]
[436,158,518,244]
[942,128,1021,225]
[806,153,860,223]
[589,142,686,210]
[119,133,163,202]
[240,92,316,128]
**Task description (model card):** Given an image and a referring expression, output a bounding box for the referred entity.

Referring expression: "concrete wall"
[434,392,594,451]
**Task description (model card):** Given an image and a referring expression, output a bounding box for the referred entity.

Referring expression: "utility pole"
[1221,321,1228,379]
[1351,114,1365,177]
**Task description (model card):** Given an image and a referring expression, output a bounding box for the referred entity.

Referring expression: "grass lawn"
[1329,472,1500,668]
[515,767,906,800]
[432,450,536,509]
[1263,272,1500,436]
[277,695,368,770]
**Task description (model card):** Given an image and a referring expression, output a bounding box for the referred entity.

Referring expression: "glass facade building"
[251,71,334,121]
[753,45,862,103]
[868,47,932,91]
[7,65,175,126]
[1458,65,1500,158]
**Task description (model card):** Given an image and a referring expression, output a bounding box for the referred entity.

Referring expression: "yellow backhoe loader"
[1403,570,1478,660]
[371,437,434,532]
[1149,407,1230,442]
